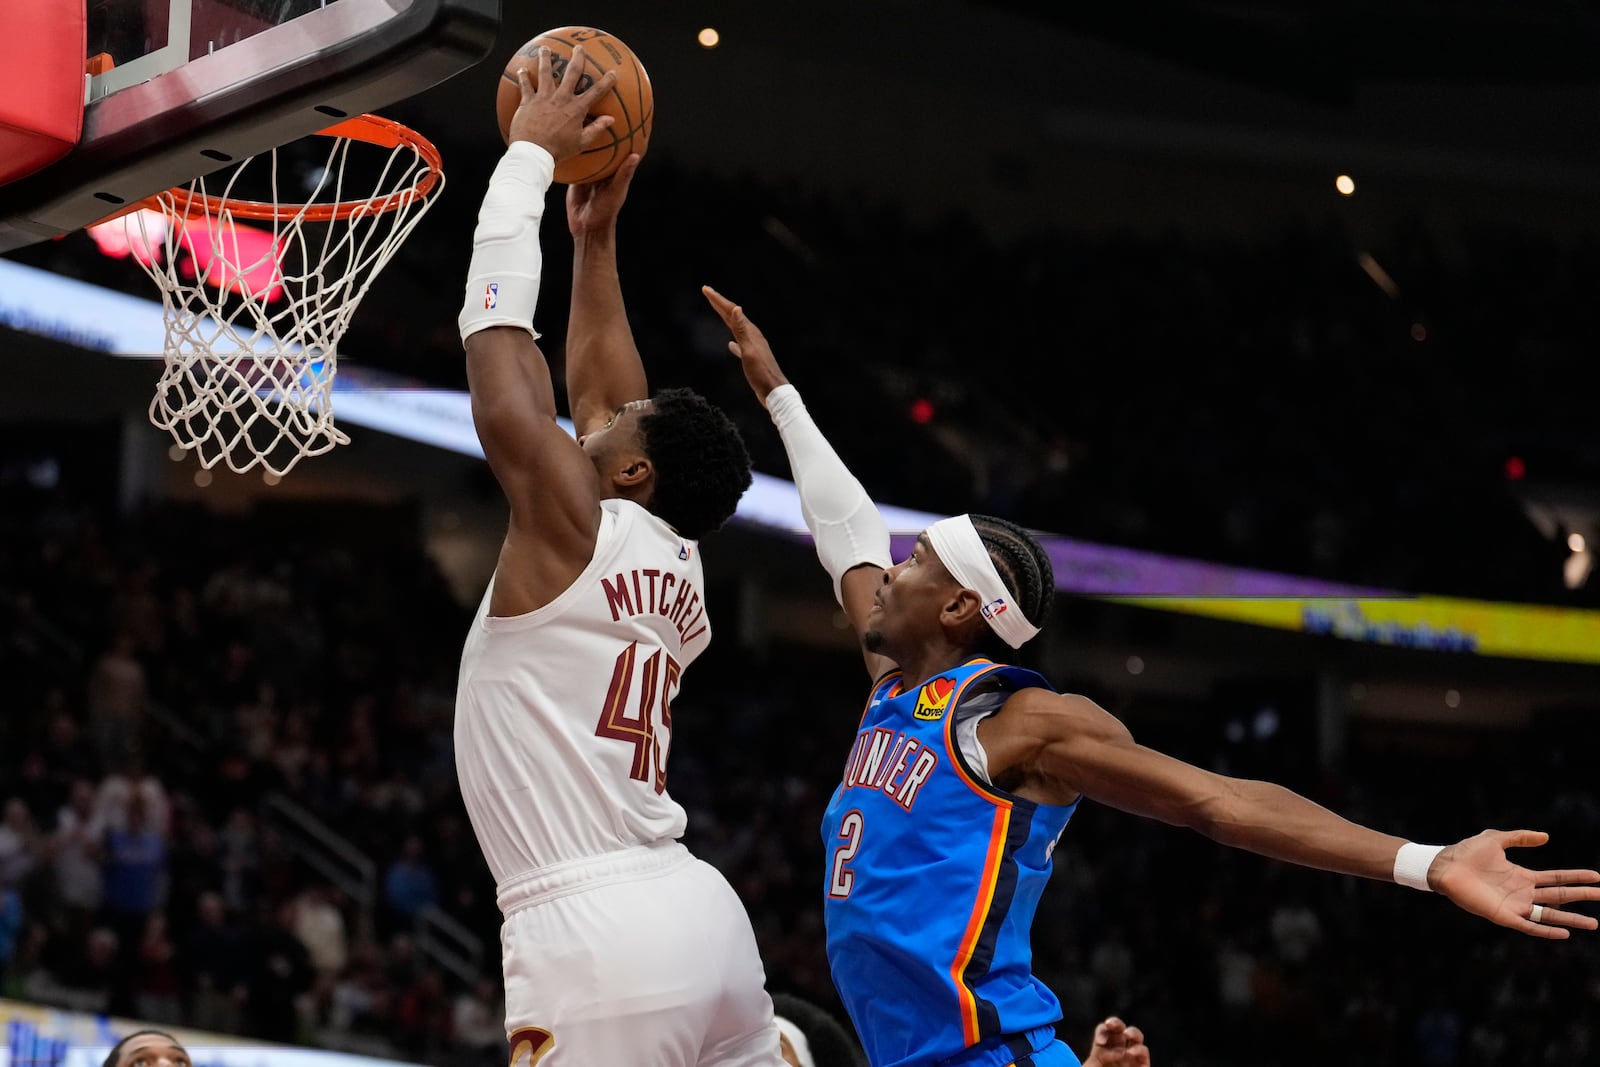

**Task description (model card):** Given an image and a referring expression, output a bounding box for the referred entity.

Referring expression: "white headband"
[925,515,1041,649]
[774,1016,815,1067]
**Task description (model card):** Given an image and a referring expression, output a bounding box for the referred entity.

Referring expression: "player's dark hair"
[967,514,1055,662]
[638,387,753,541]
[102,1031,182,1067]
[771,993,867,1067]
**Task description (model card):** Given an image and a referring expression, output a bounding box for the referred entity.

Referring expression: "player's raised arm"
[983,688,1600,940]
[703,286,895,679]
[459,48,618,613]
[565,153,648,437]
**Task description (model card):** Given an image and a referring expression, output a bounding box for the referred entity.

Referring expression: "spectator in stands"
[0,799,39,889]
[101,793,167,945]
[52,778,105,916]
[247,900,314,1042]
[86,632,146,765]
[133,913,181,1024]
[96,755,169,835]
[382,836,438,922]
[0,876,22,980]
[450,976,505,1055]
[292,884,349,979]
[183,892,247,1034]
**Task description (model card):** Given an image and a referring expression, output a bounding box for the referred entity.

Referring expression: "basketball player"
[100,1031,190,1067]
[703,288,1600,1067]
[454,50,780,1066]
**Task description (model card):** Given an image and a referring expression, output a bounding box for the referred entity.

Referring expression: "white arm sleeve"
[766,384,893,603]
[458,142,556,342]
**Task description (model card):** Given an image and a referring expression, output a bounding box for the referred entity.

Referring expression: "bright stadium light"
[698,27,720,49]
[1570,533,1587,553]
[1335,174,1356,195]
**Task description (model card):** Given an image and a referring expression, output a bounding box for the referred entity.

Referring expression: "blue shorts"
[941,1028,1081,1067]
[1011,1040,1081,1067]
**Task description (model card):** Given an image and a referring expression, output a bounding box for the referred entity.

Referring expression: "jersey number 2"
[828,810,865,898]
[595,641,681,794]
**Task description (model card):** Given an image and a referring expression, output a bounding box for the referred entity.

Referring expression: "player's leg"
[685,858,787,1067]
[499,850,782,1067]
[501,872,700,1066]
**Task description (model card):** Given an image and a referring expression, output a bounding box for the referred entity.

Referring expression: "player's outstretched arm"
[983,688,1600,940]
[1082,1017,1150,1067]
[703,286,895,680]
[566,153,648,437]
[460,48,619,615]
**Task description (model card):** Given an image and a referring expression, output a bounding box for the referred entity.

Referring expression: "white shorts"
[498,840,785,1067]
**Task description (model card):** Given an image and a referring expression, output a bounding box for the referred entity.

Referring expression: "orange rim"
[137,114,443,223]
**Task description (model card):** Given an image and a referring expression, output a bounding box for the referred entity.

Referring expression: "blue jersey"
[822,658,1079,1067]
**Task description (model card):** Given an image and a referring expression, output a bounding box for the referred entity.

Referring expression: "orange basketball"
[495,27,654,185]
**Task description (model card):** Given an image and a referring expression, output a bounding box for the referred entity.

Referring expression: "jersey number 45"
[595,641,681,794]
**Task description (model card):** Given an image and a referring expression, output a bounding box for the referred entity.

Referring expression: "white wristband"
[1393,842,1444,891]
[459,141,556,342]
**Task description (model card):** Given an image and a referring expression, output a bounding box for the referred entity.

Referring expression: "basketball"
[495,27,654,185]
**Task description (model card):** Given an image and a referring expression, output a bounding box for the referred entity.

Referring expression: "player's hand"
[1083,1017,1150,1067]
[507,46,618,163]
[568,154,641,237]
[1431,829,1600,939]
[702,286,790,405]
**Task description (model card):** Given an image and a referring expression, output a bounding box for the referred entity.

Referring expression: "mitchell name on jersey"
[600,567,708,647]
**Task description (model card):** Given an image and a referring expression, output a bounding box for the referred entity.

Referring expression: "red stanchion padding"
[0,0,87,186]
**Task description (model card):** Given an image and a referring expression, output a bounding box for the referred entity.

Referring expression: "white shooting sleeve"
[459,141,556,342]
[765,384,894,604]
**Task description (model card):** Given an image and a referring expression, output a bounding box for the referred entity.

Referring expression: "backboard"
[0,0,498,253]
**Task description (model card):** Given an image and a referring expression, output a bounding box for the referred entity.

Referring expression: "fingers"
[517,65,536,104]
[535,45,553,99]
[1510,916,1571,940]
[1496,828,1551,850]
[611,153,643,187]
[1535,906,1599,930]
[702,285,739,324]
[577,114,617,149]
[1534,884,1600,903]
[565,47,620,101]
[1125,1026,1145,1047]
[1094,1017,1126,1046]
[1534,869,1600,887]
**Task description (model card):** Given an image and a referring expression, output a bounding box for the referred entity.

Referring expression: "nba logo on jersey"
[913,676,956,721]
[678,542,690,561]
[981,597,1008,621]
[485,282,499,310]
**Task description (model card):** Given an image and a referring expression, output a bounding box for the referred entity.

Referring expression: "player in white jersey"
[453,48,781,1067]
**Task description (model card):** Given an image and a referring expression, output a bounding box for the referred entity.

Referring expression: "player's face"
[579,399,653,466]
[115,1035,190,1067]
[864,533,961,656]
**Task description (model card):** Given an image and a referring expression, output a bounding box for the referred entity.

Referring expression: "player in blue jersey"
[703,287,1600,1067]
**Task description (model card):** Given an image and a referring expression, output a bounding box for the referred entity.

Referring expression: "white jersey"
[455,499,713,890]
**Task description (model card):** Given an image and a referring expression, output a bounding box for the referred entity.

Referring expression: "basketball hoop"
[125,114,444,476]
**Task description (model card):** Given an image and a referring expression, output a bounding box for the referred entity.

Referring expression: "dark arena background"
[4,2,1600,1066]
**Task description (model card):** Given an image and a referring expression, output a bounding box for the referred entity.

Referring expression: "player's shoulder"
[997,686,1099,722]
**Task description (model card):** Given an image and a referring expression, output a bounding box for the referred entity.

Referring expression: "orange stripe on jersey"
[939,661,1008,801]
[856,670,904,731]
[949,802,1012,1046]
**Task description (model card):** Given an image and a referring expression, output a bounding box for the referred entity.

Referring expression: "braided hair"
[966,514,1055,661]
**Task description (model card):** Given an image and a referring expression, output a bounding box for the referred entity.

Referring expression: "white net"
[130,117,443,476]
